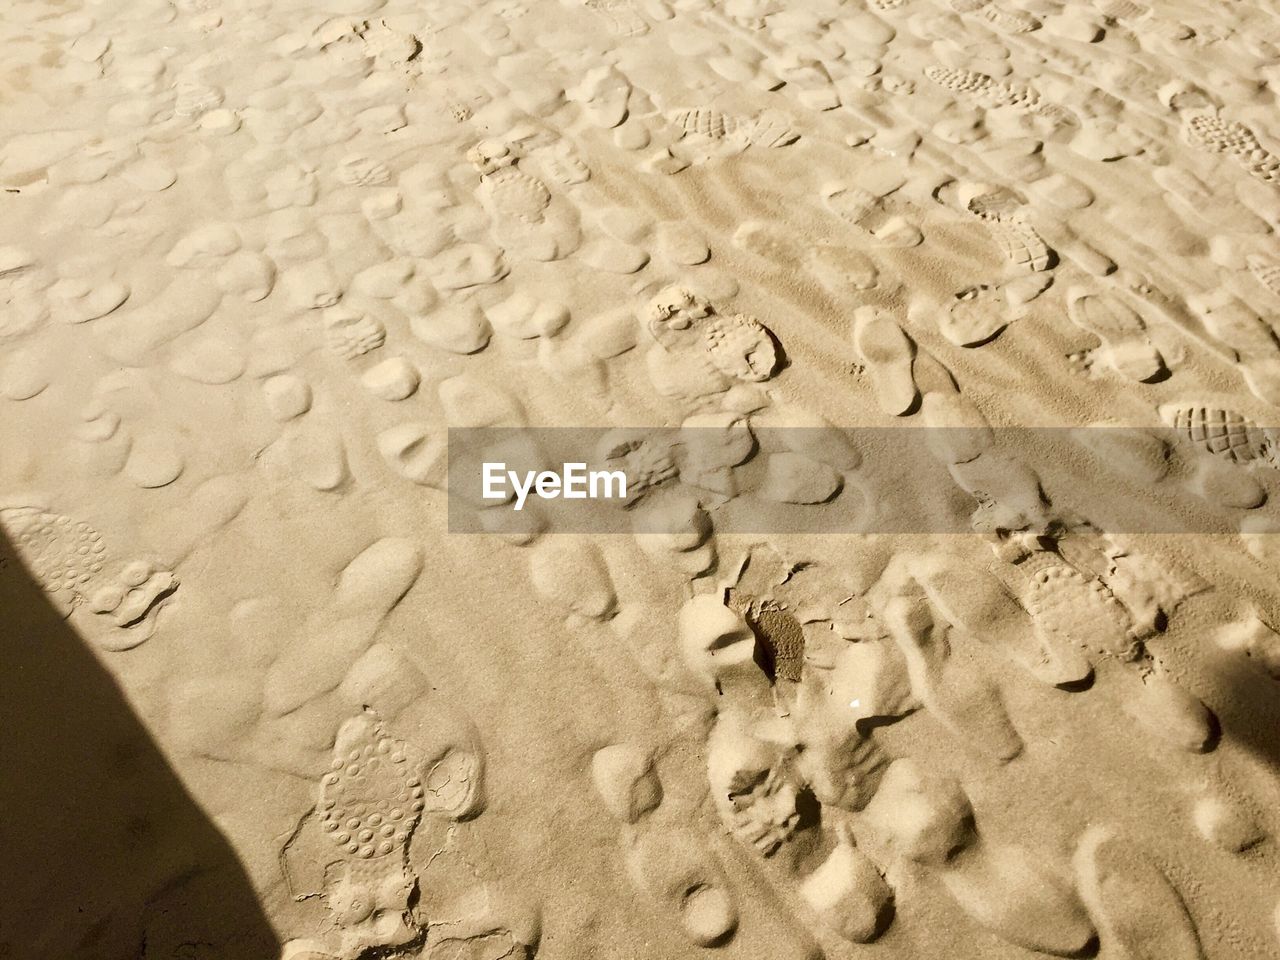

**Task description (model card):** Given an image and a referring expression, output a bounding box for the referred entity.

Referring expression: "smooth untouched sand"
[3,0,1280,957]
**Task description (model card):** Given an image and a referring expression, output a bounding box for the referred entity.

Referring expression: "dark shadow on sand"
[0,527,279,960]
[1208,650,1280,778]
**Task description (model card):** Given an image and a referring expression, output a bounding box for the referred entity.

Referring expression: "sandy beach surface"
[4,0,1280,956]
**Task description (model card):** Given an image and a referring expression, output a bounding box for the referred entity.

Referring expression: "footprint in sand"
[124,431,185,488]
[566,65,632,130]
[630,494,717,577]
[939,284,1013,348]
[1246,254,1280,300]
[361,357,420,400]
[1188,290,1280,405]
[1191,791,1265,854]
[1184,112,1280,185]
[0,344,52,401]
[799,826,895,943]
[643,284,781,398]
[939,842,1095,958]
[806,243,879,296]
[94,273,225,365]
[1067,287,1167,382]
[469,138,580,261]
[920,390,995,465]
[914,551,1082,688]
[216,250,277,302]
[528,536,618,623]
[592,742,663,824]
[663,105,785,164]
[168,333,247,384]
[0,249,52,339]
[1074,826,1206,960]
[1160,402,1278,468]
[377,422,446,488]
[0,503,178,651]
[655,221,711,266]
[924,65,1076,129]
[1020,549,1139,665]
[853,305,917,416]
[1071,422,1171,484]
[863,759,1096,958]
[791,637,905,810]
[688,576,905,938]
[580,0,649,37]
[1123,671,1218,753]
[966,1,1042,33]
[48,276,131,324]
[958,183,1055,274]
[881,593,1024,762]
[1216,610,1280,680]
[625,824,740,947]
[322,302,386,359]
[706,707,806,857]
[281,712,427,960]
[263,538,423,717]
[262,374,313,421]
[410,299,492,354]
[823,182,923,248]
[263,416,351,494]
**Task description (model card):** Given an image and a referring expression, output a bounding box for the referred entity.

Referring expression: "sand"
[3,0,1280,956]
